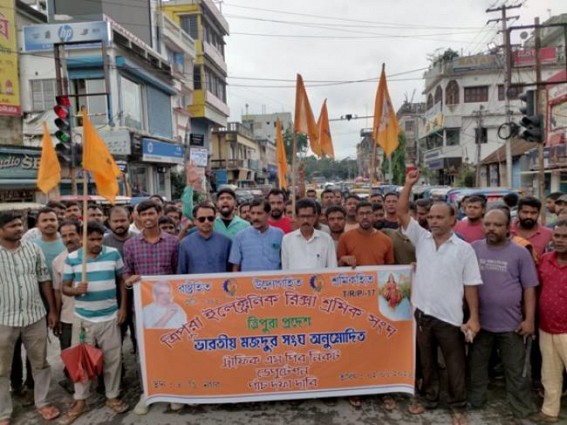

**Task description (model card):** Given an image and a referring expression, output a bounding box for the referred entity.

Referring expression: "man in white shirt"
[143,281,186,329]
[398,171,482,425]
[281,199,337,270]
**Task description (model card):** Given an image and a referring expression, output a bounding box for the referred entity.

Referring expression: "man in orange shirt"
[337,201,394,267]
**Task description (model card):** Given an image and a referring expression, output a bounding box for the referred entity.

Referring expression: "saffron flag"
[275,119,288,189]
[81,111,121,203]
[37,122,61,194]
[293,74,321,157]
[317,99,334,159]
[373,63,399,158]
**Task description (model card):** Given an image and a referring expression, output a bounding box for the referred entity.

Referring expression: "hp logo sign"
[58,25,74,42]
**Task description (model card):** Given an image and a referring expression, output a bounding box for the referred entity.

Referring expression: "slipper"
[37,405,60,421]
[382,395,397,411]
[106,398,129,414]
[407,398,425,415]
[348,397,362,408]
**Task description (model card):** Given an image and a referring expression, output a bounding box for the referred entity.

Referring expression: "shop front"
[0,146,45,202]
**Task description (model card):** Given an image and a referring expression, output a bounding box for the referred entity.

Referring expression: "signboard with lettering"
[0,0,21,116]
[142,139,185,165]
[23,21,110,52]
[190,134,205,147]
[98,129,131,156]
[189,147,208,167]
[452,54,501,71]
[0,148,40,179]
[135,266,415,405]
[513,47,557,67]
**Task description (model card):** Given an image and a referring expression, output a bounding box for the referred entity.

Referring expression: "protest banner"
[134,266,415,404]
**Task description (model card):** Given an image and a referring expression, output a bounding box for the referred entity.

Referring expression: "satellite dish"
[520,31,529,40]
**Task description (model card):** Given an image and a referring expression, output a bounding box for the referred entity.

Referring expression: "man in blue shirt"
[178,203,232,274]
[230,199,284,272]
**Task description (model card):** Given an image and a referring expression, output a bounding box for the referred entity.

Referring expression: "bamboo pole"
[291,132,298,218]
[81,174,89,283]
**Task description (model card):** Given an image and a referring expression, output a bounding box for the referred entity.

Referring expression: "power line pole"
[534,17,546,222]
[486,2,521,188]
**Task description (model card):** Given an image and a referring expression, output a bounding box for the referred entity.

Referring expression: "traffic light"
[53,95,74,163]
[518,90,544,143]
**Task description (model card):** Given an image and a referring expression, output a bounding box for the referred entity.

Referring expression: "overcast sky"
[221,0,566,159]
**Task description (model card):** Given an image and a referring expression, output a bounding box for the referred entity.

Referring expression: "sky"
[221,0,566,159]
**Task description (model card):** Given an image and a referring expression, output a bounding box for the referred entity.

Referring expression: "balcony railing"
[157,12,196,57]
[211,159,251,170]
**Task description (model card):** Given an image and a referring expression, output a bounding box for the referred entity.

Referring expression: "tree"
[381,132,406,185]
[283,129,308,162]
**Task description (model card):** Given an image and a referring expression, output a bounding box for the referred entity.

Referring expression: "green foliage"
[302,156,358,181]
[283,129,308,162]
[170,170,185,199]
[381,132,407,185]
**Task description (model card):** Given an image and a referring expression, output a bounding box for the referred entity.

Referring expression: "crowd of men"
[0,171,566,425]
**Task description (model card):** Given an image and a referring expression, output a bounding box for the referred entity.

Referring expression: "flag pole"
[371,136,377,183]
[291,131,298,218]
[81,173,89,283]
[388,156,393,184]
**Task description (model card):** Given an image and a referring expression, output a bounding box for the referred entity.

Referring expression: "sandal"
[348,397,362,408]
[57,402,84,425]
[382,395,397,411]
[407,397,425,415]
[37,404,60,421]
[106,398,129,414]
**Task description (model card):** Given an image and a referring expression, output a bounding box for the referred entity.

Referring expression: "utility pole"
[534,17,546,222]
[474,107,484,187]
[486,2,521,188]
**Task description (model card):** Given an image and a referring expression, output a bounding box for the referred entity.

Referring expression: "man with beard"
[325,206,346,251]
[52,220,82,393]
[104,207,134,254]
[281,199,337,270]
[344,195,360,232]
[469,209,539,423]
[178,203,232,274]
[0,212,60,423]
[372,204,386,230]
[23,201,66,242]
[338,202,394,267]
[212,188,249,239]
[64,201,82,222]
[454,195,486,243]
[267,189,293,234]
[510,197,553,258]
[230,199,284,272]
[415,199,431,230]
[60,221,128,422]
[104,207,136,356]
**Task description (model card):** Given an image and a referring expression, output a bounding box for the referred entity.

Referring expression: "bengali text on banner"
[134,266,415,404]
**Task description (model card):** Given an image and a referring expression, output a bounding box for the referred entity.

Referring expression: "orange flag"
[317,99,334,159]
[275,118,288,189]
[373,63,400,158]
[37,122,61,194]
[293,74,321,157]
[81,111,121,203]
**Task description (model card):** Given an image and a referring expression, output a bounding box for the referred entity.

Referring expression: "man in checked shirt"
[121,200,179,415]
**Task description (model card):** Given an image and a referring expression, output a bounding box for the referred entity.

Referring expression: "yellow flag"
[317,99,334,159]
[275,119,288,189]
[293,74,321,157]
[373,63,400,158]
[37,122,61,194]
[81,111,121,203]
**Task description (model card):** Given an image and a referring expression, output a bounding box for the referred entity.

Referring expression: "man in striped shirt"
[0,212,60,423]
[59,221,128,423]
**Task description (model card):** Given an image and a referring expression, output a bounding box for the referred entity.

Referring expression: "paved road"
[9,335,567,425]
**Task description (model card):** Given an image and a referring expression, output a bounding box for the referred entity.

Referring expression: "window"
[204,69,226,102]
[194,66,202,90]
[446,80,460,105]
[179,15,198,40]
[464,86,489,103]
[73,79,107,126]
[497,84,522,101]
[404,120,415,132]
[434,86,443,108]
[30,79,57,111]
[121,77,143,130]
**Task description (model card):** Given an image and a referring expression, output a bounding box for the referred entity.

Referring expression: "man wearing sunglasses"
[177,203,232,274]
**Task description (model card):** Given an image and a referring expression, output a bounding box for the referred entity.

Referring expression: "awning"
[0,179,38,187]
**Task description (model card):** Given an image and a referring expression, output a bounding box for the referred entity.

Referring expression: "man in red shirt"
[511,197,553,258]
[537,220,567,423]
[453,195,486,243]
[267,189,293,234]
